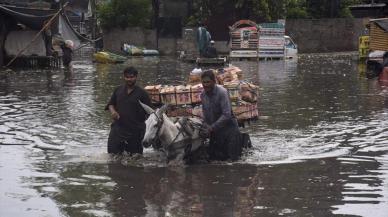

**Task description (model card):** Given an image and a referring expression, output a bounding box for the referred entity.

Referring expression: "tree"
[286,0,309,18]
[97,0,152,29]
[306,0,364,18]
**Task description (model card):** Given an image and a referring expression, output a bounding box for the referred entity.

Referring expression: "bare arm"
[108,105,120,120]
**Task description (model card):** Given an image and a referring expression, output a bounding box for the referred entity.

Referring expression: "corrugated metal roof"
[349,3,386,9]
[371,18,388,32]
[370,22,388,51]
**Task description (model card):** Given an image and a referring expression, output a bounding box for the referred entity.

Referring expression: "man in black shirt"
[106,67,152,154]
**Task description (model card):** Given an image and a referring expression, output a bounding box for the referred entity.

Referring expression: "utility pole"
[91,0,96,40]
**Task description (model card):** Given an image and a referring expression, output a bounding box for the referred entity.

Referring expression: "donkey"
[139,101,206,163]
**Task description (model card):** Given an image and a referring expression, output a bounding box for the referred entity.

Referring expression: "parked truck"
[229,20,297,60]
[229,20,259,59]
[258,22,285,59]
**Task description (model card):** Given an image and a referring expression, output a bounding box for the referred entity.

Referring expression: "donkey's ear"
[139,100,154,114]
[157,104,169,116]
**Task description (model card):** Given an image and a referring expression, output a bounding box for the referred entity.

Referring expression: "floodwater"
[1,53,387,217]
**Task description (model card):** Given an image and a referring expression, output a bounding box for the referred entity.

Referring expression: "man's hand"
[108,105,120,120]
[199,123,213,138]
[207,126,213,134]
[111,111,120,120]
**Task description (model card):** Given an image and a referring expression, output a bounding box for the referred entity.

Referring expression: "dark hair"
[383,51,388,59]
[201,70,216,81]
[123,66,138,76]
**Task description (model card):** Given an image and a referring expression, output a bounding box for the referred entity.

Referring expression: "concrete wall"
[103,18,370,56]
[103,27,157,53]
[286,18,368,53]
[158,38,177,55]
[160,0,188,17]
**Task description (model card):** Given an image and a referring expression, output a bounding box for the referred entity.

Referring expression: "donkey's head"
[140,101,168,148]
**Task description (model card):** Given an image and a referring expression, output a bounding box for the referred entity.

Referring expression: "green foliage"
[268,0,286,21]
[97,0,152,30]
[186,0,369,25]
[304,0,364,18]
[97,0,367,29]
[339,0,364,18]
[286,0,309,19]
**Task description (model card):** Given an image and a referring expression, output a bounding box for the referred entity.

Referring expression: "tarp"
[0,4,92,55]
[2,13,83,57]
[59,14,81,49]
[0,5,55,30]
[4,30,46,56]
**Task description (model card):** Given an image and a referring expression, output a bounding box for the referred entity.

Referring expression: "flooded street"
[1,53,387,217]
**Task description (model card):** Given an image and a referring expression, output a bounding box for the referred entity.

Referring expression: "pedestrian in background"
[61,40,74,79]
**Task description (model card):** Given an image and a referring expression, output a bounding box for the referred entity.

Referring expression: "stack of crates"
[144,66,260,123]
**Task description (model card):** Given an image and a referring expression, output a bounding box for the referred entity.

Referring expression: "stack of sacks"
[223,81,240,103]
[188,68,202,84]
[232,101,259,121]
[239,82,258,103]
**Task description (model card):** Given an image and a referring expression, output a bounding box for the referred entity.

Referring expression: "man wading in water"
[61,40,74,79]
[106,67,152,155]
[200,70,246,161]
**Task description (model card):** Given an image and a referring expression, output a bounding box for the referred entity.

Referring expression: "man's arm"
[108,105,120,120]
[211,89,233,131]
[105,87,120,120]
[200,93,210,124]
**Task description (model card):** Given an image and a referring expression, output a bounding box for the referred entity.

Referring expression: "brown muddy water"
[0,53,387,217]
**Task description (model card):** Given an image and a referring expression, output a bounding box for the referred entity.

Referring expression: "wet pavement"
[0,53,387,217]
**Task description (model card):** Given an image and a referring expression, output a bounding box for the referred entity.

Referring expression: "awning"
[0,5,55,30]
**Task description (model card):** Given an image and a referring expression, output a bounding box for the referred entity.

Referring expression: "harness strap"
[151,112,164,146]
[178,118,193,138]
[151,114,204,156]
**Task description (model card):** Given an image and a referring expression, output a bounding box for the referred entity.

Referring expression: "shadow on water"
[1,53,387,216]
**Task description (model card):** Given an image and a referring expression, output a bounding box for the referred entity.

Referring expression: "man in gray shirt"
[200,70,242,161]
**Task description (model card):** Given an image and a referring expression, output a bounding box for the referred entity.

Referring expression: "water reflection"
[1,53,387,217]
[33,156,388,217]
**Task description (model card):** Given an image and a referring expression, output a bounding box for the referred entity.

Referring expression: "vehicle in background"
[258,22,285,59]
[284,35,298,59]
[229,20,259,59]
[228,20,298,60]
[366,50,385,76]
